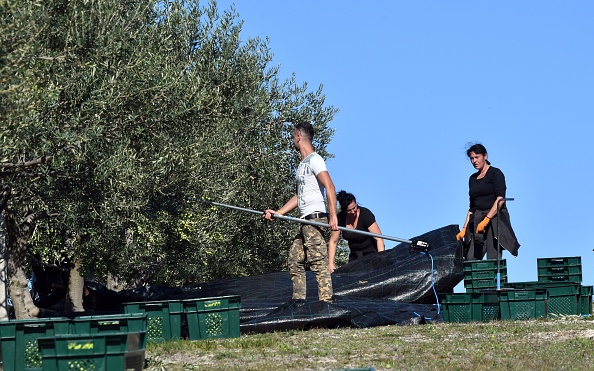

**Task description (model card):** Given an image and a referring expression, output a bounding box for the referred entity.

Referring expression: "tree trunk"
[5,211,39,319]
[107,272,126,292]
[66,258,85,312]
[8,267,38,318]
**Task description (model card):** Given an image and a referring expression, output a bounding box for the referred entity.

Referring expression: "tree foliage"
[1,0,337,290]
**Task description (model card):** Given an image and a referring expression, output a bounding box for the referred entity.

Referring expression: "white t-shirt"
[296,153,328,217]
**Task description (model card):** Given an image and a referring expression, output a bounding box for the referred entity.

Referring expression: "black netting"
[38,224,464,333]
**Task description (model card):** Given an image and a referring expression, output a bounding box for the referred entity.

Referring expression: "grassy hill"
[145,316,594,370]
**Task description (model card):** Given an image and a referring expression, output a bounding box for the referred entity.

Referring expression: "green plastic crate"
[70,313,148,370]
[537,273,582,284]
[499,289,548,320]
[537,265,582,277]
[464,267,508,281]
[123,300,183,342]
[183,295,241,340]
[463,259,508,292]
[439,292,500,323]
[463,259,507,272]
[70,313,147,335]
[464,274,508,292]
[38,333,128,371]
[70,313,148,349]
[0,317,71,371]
[537,256,581,268]
[504,282,580,316]
[0,315,147,371]
[542,284,580,316]
[580,285,593,316]
[536,257,582,283]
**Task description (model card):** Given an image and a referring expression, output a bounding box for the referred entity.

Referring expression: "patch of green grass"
[145,317,594,370]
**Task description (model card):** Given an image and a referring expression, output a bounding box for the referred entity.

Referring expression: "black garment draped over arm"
[464,166,520,257]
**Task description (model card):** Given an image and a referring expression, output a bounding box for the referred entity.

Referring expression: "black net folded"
[41,225,464,332]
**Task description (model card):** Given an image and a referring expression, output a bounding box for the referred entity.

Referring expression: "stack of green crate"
[0,313,147,371]
[38,333,129,371]
[538,257,592,316]
[445,256,591,322]
[498,289,548,320]
[504,281,581,316]
[123,295,242,342]
[580,285,593,316]
[537,257,582,284]
[439,291,500,323]
[463,259,507,292]
[68,313,148,370]
[0,317,71,371]
[183,295,241,340]
[123,299,184,342]
[503,256,592,317]
[440,290,548,322]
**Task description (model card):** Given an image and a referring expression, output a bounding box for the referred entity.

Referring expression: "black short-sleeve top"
[338,206,379,259]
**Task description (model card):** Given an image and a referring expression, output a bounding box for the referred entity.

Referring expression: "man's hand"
[328,214,338,231]
[263,209,278,221]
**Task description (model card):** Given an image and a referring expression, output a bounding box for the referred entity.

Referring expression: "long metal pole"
[197,199,414,244]
[496,197,514,290]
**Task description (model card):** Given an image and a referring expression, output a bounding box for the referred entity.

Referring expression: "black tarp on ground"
[69,224,464,333]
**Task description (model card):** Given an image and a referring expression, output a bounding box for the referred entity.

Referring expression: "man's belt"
[304,212,328,220]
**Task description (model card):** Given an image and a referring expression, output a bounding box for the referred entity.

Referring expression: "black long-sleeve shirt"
[468,166,506,212]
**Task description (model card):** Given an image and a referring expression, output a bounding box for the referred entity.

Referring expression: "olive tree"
[1,0,337,318]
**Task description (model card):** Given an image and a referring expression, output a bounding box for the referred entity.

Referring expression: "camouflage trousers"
[288,217,333,302]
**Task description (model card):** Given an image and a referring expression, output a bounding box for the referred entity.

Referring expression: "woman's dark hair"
[466,143,491,165]
[336,190,356,211]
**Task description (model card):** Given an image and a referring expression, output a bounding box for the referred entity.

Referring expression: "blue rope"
[419,252,440,315]
[412,311,432,321]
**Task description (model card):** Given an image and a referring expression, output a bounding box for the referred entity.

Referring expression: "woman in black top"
[328,191,385,272]
[456,144,520,260]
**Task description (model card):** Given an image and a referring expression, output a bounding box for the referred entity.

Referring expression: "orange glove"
[455,227,466,241]
[476,216,491,234]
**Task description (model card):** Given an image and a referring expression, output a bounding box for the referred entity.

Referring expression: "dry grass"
[144,316,594,371]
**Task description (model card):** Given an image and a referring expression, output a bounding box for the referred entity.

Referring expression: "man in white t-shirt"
[264,122,338,303]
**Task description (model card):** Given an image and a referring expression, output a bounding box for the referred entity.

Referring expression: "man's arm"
[263,194,298,221]
[328,230,341,273]
[316,171,338,231]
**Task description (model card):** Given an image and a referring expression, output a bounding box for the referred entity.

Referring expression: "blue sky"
[216,1,594,290]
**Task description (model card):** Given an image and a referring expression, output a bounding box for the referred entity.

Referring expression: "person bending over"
[328,190,385,273]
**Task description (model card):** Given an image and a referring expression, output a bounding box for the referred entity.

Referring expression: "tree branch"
[0,187,10,212]
[24,209,60,224]
[0,156,52,177]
